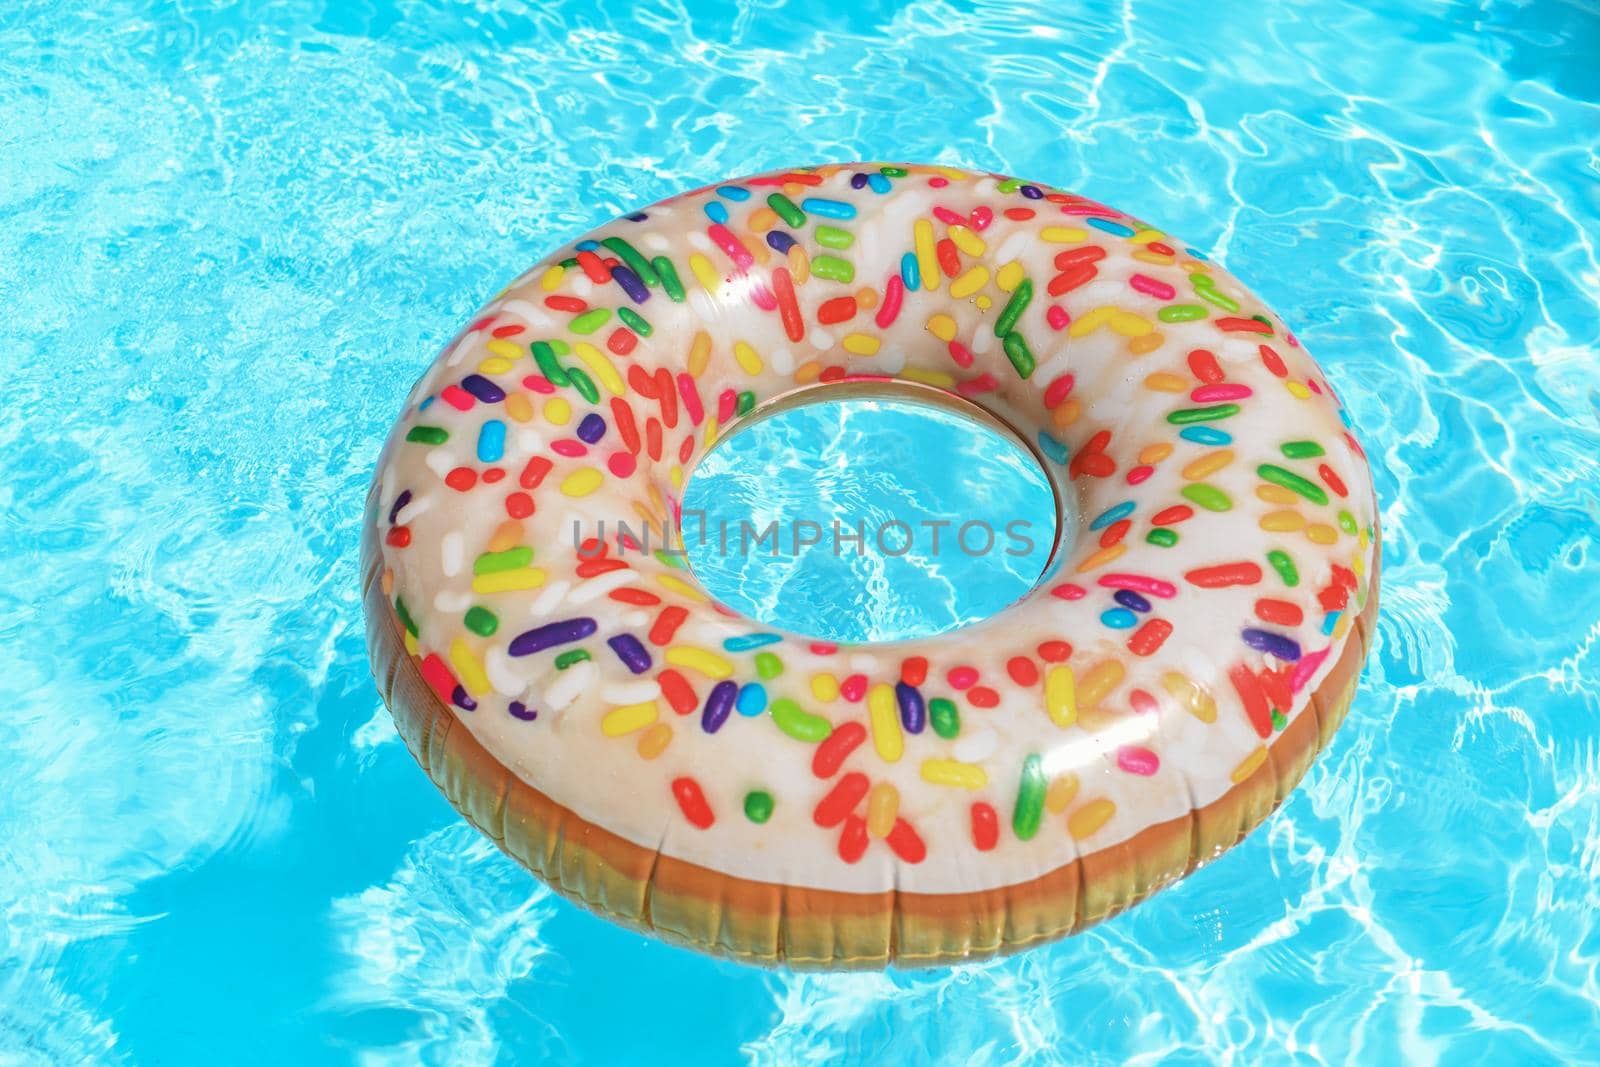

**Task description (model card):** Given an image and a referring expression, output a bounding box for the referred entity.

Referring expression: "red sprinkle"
[1037,640,1073,663]
[1229,664,1274,738]
[1255,598,1304,626]
[901,656,928,686]
[672,777,715,828]
[812,721,868,778]
[967,686,999,709]
[838,815,870,863]
[1186,562,1263,588]
[1188,349,1224,383]
[648,605,689,645]
[886,819,926,863]
[1006,656,1039,687]
[970,802,999,851]
[814,772,870,827]
[1128,618,1173,656]
[503,492,534,519]
[445,466,477,492]
[658,669,697,715]
[946,666,978,690]
[385,526,411,548]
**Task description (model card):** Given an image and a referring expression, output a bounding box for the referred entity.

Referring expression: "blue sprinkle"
[801,197,856,219]
[1100,608,1138,630]
[900,251,920,290]
[1114,589,1152,613]
[1187,246,1210,261]
[704,201,729,224]
[766,230,796,254]
[476,419,506,463]
[1242,628,1303,661]
[1180,426,1233,446]
[724,632,782,651]
[1037,430,1069,465]
[575,239,601,252]
[419,396,434,411]
[736,683,768,717]
[1322,611,1341,635]
[716,185,750,201]
[1086,217,1135,237]
[576,413,607,444]
[1090,501,1136,531]
[867,173,891,194]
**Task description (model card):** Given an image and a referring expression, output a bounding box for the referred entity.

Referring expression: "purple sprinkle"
[895,681,926,734]
[702,680,737,734]
[1020,184,1044,199]
[509,617,598,656]
[607,633,652,674]
[576,413,607,444]
[766,230,796,254]
[850,172,869,189]
[625,211,649,222]
[1242,628,1302,662]
[508,701,538,722]
[1114,589,1151,613]
[387,489,412,524]
[452,686,477,711]
[612,265,650,304]
[461,374,505,403]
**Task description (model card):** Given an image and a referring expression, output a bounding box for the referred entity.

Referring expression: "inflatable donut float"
[363,162,1379,968]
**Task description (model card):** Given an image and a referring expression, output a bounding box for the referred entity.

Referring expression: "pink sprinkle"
[839,674,868,701]
[551,439,586,458]
[706,223,754,270]
[947,340,974,368]
[956,372,997,396]
[809,641,838,655]
[1290,646,1330,691]
[1046,305,1071,331]
[468,316,496,332]
[1191,383,1253,402]
[1117,746,1160,776]
[676,373,704,425]
[1099,573,1178,598]
[874,275,905,329]
[1050,582,1087,600]
[928,176,949,188]
[716,389,737,422]
[440,384,474,411]
[970,206,993,231]
[606,452,636,478]
[1129,273,1176,300]
[946,666,978,690]
[1127,465,1154,485]
[748,281,777,312]
[932,205,963,226]
[521,375,556,395]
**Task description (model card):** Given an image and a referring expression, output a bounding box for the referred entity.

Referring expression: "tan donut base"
[363,522,1379,969]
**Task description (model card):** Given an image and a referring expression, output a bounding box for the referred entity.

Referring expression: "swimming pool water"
[4,1,1599,1063]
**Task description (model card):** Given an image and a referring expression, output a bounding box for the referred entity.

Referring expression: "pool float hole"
[679,380,1065,644]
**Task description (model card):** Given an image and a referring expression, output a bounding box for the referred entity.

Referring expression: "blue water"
[682,397,1058,643]
[3,1,1598,1063]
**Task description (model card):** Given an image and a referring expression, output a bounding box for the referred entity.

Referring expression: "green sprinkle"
[566,366,600,405]
[406,425,448,445]
[879,165,908,177]
[569,308,611,335]
[994,278,1034,337]
[394,596,418,636]
[810,255,855,283]
[766,193,806,228]
[1012,754,1046,841]
[1281,440,1326,459]
[1338,509,1358,535]
[929,697,960,740]
[1270,708,1288,731]
[771,698,832,743]
[1257,463,1329,505]
[1181,484,1233,512]
[1002,330,1036,380]
[743,790,774,824]
[463,606,498,636]
[473,547,533,575]
[997,178,1023,193]
[814,224,854,249]
[547,339,571,355]
[558,256,579,270]
[600,236,660,287]
[554,649,591,669]
[1146,527,1179,547]
[736,390,756,415]
[754,651,784,679]
[531,341,570,387]
[1251,314,1274,331]
[1167,404,1241,424]
[653,256,686,302]
[1267,549,1300,587]
[1158,304,1207,323]
[654,549,688,570]
[617,307,652,336]
[1193,282,1240,312]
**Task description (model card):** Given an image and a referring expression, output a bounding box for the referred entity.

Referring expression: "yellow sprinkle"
[1128,332,1164,355]
[560,468,604,498]
[920,758,988,791]
[1144,372,1189,393]
[1286,380,1313,399]
[926,313,958,342]
[657,574,709,603]
[842,333,880,356]
[1256,483,1299,505]
[574,342,625,396]
[1068,305,1117,337]
[868,683,904,763]
[748,206,778,232]
[733,340,763,375]
[486,338,523,360]
[1260,509,1307,532]
[1139,442,1174,465]
[996,260,1025,292]
[866,782,899,838]
[1051,397,1081,429]
[448,638,490,696]
[1129,228,1166,245]
[795,360,822,384]
[488,520,523,552]
[688,331,712,377]
[665,645,732,679]
[1111,311,1153,337]
[1358,526,1370,550]
[1046,773,1080,814]
[914,219,938,292]
[1305,523,1339,545]
[702,418,719,450]
[788,244,809,283]
[900,366,957,388]
[1078,660,1125,707]
[504,393,534,423]
[1231,747,1269,784]
[669,466,683,489]
[1182,449,1235,481]
[936,165,970,180]
[1044,666,1077,727]
[1068,798,1116,839]
[478,357,515,376]
[470,567,546,594]
[975,295,992,310]
[1133,250,1176,266]
[403,630,418,656]
[810,673,839,702]
[688,252,721,292]
[1075,543,1127,574]
[949,266,990,300]
[1041,226,1088,243]
[637,722,673,759]
[539,265,565,291]
[1162,672,1217,723]
[1334,612,1353,638]
[544,397,571,426]
[601,701,658,738]
[948,225,986,257]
